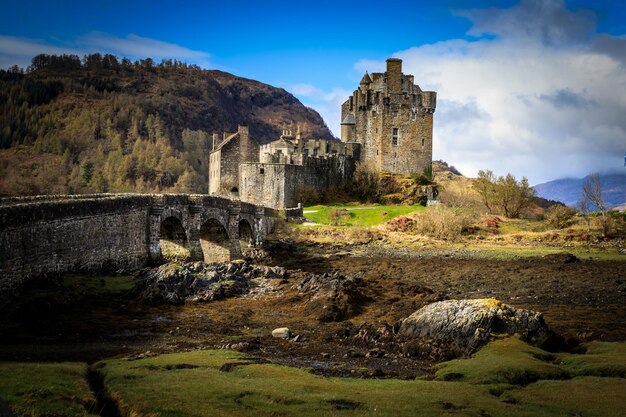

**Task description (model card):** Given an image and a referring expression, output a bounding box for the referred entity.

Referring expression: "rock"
[132,261,285,304]
[344,350,364,358]
[321,352,330,359]
[295,272,370,322]
[399,298,553,354]
[292,334,304,342]
[272,327,291,339]
[366,348,385,358]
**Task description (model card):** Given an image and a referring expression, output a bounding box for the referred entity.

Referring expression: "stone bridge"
[0,193,279,294]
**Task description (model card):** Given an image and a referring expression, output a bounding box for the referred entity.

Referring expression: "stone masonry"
[0,194,276,295]
[208,58,436,210]
[341,58,436,175]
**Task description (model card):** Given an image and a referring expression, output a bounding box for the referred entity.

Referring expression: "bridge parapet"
[0,193,277,295]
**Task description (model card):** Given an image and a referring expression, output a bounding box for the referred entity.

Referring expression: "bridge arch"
[199,218,230,263]
[159,216,190,261]
[238,218,254,249]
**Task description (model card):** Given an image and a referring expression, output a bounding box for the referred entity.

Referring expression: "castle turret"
[421,91,437,113]
[341,113,356,142]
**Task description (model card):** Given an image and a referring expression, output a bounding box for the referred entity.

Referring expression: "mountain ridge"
[533,172,626,209]
[0,53,334,196]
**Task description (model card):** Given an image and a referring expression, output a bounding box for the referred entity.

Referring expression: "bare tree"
[576,197,591,232]
[581,173,609,236]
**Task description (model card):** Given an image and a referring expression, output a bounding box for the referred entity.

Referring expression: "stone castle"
[208,58,436,209]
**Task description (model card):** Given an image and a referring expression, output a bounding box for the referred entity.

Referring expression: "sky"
[1,0,625,184]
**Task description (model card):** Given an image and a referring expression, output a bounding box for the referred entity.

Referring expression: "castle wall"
[239,155,357,210]
[208,150,222,194]
[209,125,260,196]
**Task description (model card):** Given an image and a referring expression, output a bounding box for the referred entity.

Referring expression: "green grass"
[433,337,568,384]
[3,339,624,417]
[303,204,425,227]
[94,339,626,417]
[435,337,626,385]
[0,362,97,417]
[559,342,626,377]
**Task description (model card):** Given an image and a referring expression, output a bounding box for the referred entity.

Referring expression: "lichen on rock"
[399,298,556,356]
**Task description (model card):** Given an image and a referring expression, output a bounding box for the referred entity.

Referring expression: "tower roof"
[359,72,372,85]
[341,113,356,125]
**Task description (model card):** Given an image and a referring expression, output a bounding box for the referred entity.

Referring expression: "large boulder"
[399,298,553,355]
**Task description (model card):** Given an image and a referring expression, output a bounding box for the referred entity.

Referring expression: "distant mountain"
[533,173,626,209]
[0,53,334,196]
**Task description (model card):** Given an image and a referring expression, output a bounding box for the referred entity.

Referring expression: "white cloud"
[78,32,211,65]
[353,0,626,183]
[0,32,212,69]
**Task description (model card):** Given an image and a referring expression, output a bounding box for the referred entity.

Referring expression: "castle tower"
[340,58,436,175]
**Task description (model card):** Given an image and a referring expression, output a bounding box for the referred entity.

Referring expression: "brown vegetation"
[0,53,332,196]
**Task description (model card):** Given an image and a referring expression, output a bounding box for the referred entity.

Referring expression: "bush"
[544,205,577,229]
[295,184,320,206]
[329,208,351,226]
[386,215,415,233]
[412,205,475,240]
[350,161,380,202]
[483,216,501,234]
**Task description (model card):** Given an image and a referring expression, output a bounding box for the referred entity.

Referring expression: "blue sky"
[1,0,625,183]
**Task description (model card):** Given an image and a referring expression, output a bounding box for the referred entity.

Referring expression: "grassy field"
[303,204,425,227]
[93,338,624,417]
[2,337,624,416]
[0,362,97,417]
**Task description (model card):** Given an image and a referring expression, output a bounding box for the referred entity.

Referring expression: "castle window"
[422,138,425,146]
[260,167,265,174]
[392,128,399,146]
[393,111,398,118]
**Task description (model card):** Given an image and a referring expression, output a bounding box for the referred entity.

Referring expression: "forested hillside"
[0,53,333,196]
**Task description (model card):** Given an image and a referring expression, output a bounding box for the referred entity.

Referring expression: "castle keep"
[341,58,436,175]
[208,58,436,209]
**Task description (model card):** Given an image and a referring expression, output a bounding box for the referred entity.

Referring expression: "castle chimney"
[212,131,219,150]
[386,58,402,94]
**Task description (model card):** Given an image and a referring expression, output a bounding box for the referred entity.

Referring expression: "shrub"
[350,161,380,202]
[380,193,404,205]
[483,216,501,234]
[386,215,415,233]
[295,184,320,206]
[412,205,474,240]
[438,181,483,210]
[329,208,351,226]
[544,205,577,229]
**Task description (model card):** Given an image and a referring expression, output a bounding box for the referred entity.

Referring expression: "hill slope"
[533,173,626,209]
[0,54,333,196]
